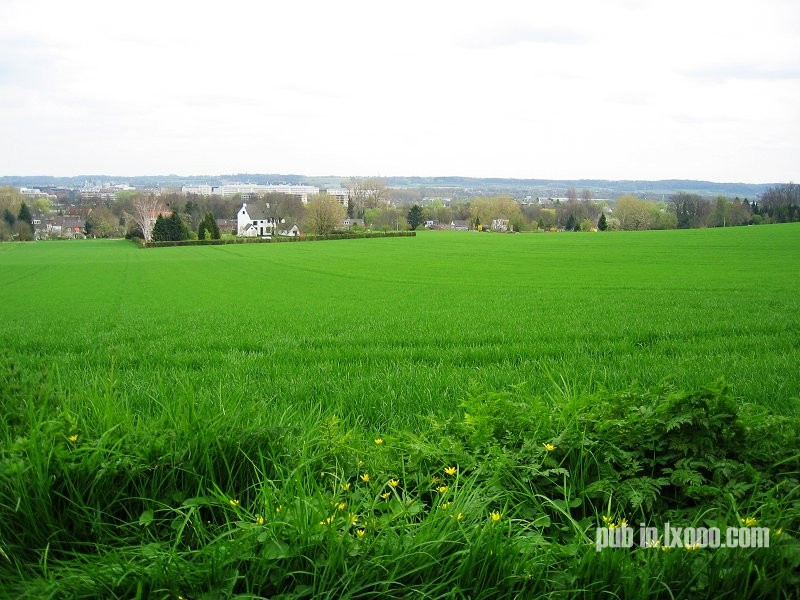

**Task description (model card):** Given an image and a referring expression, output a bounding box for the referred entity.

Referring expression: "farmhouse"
[491,218,510,232]
[237,202,277,237]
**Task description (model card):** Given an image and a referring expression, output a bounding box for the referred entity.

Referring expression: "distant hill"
[0,174,779,199]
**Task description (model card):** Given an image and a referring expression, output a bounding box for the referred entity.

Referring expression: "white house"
[491,218,510,232]
[237,202,276,237]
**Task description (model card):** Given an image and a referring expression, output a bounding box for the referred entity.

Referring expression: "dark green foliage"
[598,212,608,231]
[2,209,15,227]
[153,212,190,242]
[759,183,800,222]
[407,204,424,230]
[14,202,34,240]
[198,212,220,240]
[1,374,797,598]
[565,213,577,231]
[670,192,708,228]
[168,211,189,241]
[151,214,169,241]
[17,202,32,225]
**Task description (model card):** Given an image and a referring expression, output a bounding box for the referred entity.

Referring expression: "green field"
[1,227,799,598]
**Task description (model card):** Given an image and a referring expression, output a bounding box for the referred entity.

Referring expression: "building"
[19,187,57,200]
[491,218,510,232]
[325,188,350,208]
[183,183,320,203]
[236,202,277,237]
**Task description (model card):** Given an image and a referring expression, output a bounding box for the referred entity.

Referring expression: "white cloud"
[0,0,798,181]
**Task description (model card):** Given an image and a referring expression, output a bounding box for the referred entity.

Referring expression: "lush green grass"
[1,226,799,598]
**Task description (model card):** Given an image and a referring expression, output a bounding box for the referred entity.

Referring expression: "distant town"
[0,175,797,242]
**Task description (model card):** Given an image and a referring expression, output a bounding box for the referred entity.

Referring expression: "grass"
[0,225,799,598]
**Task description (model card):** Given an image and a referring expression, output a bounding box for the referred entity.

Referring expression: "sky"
[1,0,798,182]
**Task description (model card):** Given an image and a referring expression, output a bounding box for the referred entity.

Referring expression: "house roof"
[242,202,268,220]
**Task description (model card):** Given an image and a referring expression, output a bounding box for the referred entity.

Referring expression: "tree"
[567,187,578,202]
[167,211,189,241]
[264,193,305,235]
[615,195,656,230]
[304,193,345,235]
[85,206,121,237]
[0,187,24,217]
[16,202,34,240]
[407,204,424,230]
[151,214,170,241]
[206,212,220,239]
[198,212,221,240]
[669,192,708,229]
[469,195,522,231]
[17,202,33,226]
[759,183,800,222]
[539,208,557,229]
[151,212,188,242]
[127,194,163,242]
[3,208,16,227]
[346,178,387,219]
[597,212,608,231]
[564,213,577,231]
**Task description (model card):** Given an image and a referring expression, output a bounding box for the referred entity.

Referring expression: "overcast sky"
[1,0,798,182]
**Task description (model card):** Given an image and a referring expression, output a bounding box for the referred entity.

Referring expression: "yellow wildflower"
[451,512,463,520]
[381,492,391,501]
[374,438,384,445]
[356,529,366,537]
[341,482,351,492]
[543,443,556,452]
[440,502,452,510]
[275,505,283,513]
[255,515,265,526]
[491,511,502,522]
[389,479,400,488]
[740,517,757,527]
[444,466,457,476]
[617,518,628,528]
[337,502,347,511]
[229,499,239,508]
[437,485,449,493]
[601,515,613,525]
[684,543,700,551]
[319,515,335,525]
[360,473,370,483]
[774,528,783,537]
[431,476,443,484]
[68,434,79,442]
[348,513,358,526]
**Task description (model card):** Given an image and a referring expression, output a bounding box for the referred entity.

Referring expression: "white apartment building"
[325,188,350,208]
[182,183,320,203]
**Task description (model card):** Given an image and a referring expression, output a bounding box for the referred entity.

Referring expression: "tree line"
[2,182,798,241]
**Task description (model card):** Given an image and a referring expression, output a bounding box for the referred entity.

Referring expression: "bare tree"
[128,194,163,241]
[567,187,578,202]
[263,193,305,234]
[346,177,387,219]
